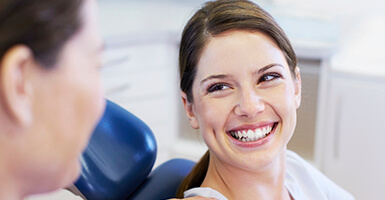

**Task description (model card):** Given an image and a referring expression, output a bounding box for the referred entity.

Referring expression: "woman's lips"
[227,122,278,146]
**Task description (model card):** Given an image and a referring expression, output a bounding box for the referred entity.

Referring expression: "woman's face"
[183,30,301,171]
[19,0,105,192]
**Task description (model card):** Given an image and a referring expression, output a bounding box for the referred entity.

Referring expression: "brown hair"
[177,0,297,197]
[0,0,82,67]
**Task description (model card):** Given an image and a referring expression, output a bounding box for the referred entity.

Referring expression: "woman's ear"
[180,91,199,129]
[293,66,302,109]
[0,45,34,127]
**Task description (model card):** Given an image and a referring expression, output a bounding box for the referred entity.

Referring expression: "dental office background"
[30,0,385,199]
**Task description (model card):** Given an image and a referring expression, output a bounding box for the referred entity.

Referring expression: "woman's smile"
[226,122,279,149]
[227,122,277,142]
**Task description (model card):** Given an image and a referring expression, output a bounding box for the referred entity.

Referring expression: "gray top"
[184,150,354,200]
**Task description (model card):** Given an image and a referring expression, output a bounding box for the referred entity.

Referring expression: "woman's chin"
[54,159,82,190]
[69,159,82,183]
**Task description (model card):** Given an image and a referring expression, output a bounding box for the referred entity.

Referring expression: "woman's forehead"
[196,30,286,75]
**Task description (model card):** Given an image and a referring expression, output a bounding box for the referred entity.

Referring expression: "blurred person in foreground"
[0,1,215,200]
[0,0,105,199]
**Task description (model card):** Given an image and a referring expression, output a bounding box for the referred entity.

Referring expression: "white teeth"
[247,130,253,139]
[237,131,244,138]
[255,128,262,138]
[230,124,275,142]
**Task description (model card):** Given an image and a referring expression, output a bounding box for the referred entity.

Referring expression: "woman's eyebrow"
[199,64,283,86]
[257,63,284,74]
[200,74,229,86]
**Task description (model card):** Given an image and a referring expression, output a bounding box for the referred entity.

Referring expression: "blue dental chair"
[74,100,195,200]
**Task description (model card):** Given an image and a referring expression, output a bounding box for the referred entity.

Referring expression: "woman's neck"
[201,149,290,200]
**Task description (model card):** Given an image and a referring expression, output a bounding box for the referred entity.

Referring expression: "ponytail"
[176,150,210,198]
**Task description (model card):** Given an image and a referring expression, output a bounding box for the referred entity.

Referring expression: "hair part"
[177,0,297,196]
[0,0,83,68]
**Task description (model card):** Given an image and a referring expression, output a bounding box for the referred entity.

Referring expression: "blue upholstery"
[75,100,156,199]
[129,159,195,200]
[74,100,195,200]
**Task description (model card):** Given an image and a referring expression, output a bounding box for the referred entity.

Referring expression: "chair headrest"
[129,158,196,200]
[75,100,157,200]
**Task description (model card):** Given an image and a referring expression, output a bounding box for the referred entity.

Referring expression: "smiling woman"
[176,0,354,199]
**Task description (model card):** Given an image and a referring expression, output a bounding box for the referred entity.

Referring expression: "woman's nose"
[234,90,265,118]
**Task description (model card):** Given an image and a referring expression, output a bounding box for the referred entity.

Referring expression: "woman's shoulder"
[285,150,355,200]
[184,187,229,200]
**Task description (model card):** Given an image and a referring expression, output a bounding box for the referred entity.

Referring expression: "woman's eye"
[259,73,281,83]
[207,83,230,93]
